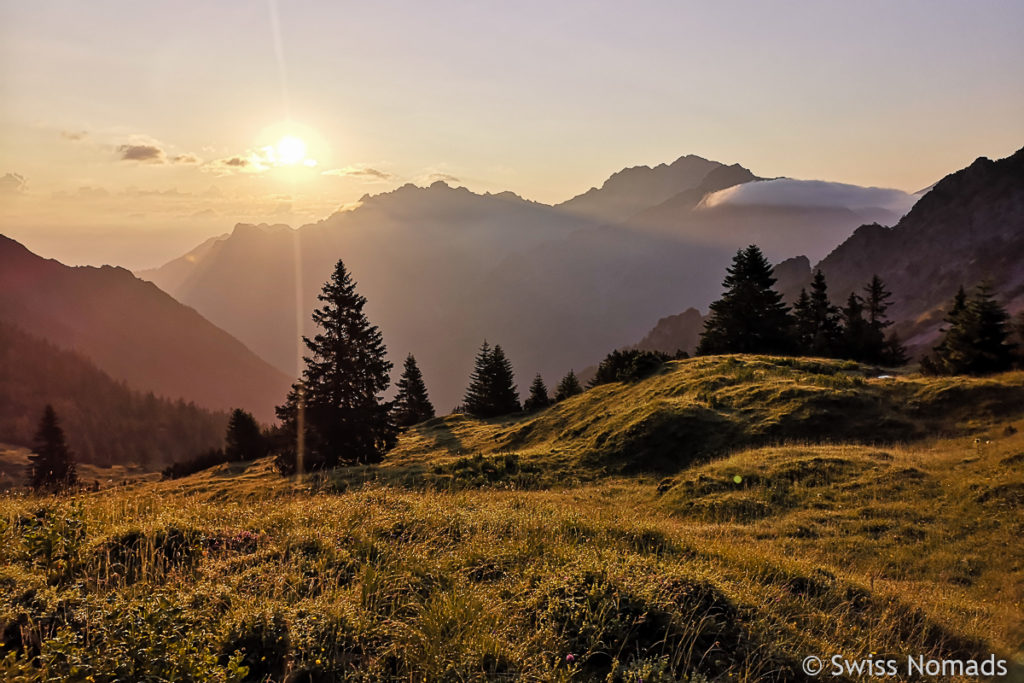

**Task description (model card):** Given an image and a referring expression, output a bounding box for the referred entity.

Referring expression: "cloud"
[77,186,109,198]
[427,172,460,184]
[322,166,394,181]
[222,157,249,167]
[170,153,201,164]
[701,178,917,215]
[0,172,27,194]
[118,144,165,163]
[60,130,88,141]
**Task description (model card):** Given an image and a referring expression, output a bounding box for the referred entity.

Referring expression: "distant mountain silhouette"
[140,156,921,411]
[0,321,226,467]
[777,146,1024,353]
[555,154,724,223]
[0,235,290,421]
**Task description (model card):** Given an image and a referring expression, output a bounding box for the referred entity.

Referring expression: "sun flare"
[276,135,309,166]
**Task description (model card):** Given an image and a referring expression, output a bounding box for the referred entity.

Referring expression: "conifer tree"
[697,245,795,355]
[793,270,842,357]
[28,405,77,490]
[969,282,1015,374]
[554,370,583,402]
[922,286,970,375]
[523,374,552,412]
[839,292,870,361]
[862,275,906,365]
[463,341,521,417]
[224,408,267,461]
[275,260,396,472]
[392,354,435,427]
[922,283,1015,375]
[793,288,815,351]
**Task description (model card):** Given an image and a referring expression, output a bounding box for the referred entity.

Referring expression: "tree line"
[695,245,908,364]
[59,247,1014,488]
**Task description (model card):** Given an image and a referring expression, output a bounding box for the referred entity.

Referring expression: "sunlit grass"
[1,356,1021,680]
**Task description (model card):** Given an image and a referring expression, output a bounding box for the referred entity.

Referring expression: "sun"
[275,135,309,165]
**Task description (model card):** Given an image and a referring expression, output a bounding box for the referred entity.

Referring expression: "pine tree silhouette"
[463,341,521,417]
[275,260,396,471]
[697,245,795,355]
[225,408,267,461]
[862,275,906,365]
[392,354,435,427]
[927,282,1016,375]
[840,292,870,361]
[28,405,77,490]
[523,374,552,412]
[554,370,583,402]
[793,270,842,357]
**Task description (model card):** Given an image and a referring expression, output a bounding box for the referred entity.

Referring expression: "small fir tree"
[392,354,435,427]
[523,374,552,412]
[862,275,906,365]
[922,283,1015,375]
[554,370,583,402]
[697,245,795,355]
[224,409,267,461]
[839,292,870,361]
[463,341,521,417]
[793,270,842,357]
[28,405,77,490]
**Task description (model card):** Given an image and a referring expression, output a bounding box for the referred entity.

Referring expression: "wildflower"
[566,653,575,663]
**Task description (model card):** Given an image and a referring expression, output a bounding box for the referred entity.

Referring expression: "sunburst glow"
[276,136,308,165]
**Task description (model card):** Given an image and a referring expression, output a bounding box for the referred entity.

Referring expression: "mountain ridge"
[0,235,291,421]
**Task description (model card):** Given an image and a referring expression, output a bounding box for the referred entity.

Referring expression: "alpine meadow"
[1,2,1023,682]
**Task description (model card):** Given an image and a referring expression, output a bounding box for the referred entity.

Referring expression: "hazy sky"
[2,0,1022,268]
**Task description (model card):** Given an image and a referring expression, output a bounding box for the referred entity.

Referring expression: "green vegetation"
[1,356,1022,680]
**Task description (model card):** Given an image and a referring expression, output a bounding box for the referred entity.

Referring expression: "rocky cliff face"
[792,147,1024,351]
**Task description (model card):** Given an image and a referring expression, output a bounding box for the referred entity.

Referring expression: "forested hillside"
[0,322,227,468]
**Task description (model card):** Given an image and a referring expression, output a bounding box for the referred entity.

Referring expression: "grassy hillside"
[1,356,1022,681]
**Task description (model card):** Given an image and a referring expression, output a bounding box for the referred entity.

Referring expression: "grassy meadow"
[1,356,1022,681]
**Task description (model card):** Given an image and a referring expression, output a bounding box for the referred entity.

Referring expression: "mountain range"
[139,154,917,411]
[0,236,291,421]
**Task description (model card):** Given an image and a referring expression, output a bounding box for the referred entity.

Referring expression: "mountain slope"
[0,321,226,468]
[781,146,1024,350]
[0,235,291,421]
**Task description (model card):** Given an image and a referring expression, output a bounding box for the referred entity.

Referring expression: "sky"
[1,0,1022,269]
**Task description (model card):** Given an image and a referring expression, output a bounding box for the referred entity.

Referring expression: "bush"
[589,350,671,387]
[162,448,229,479]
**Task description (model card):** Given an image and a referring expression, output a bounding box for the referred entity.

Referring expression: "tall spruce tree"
[463,341,521,417]
[392,354,435,427]
[554,370,583,401]
[862,275,906,365]
[923,287,970,375]
[696,245,795,355]
[28,405,77,490]
[839,292,870,361]
[224,408,267,461]
[523,374,552,412]
[793,288,815,351]
[793,270,842,357]
[275,260,396,472]
[969,282,1015,374]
